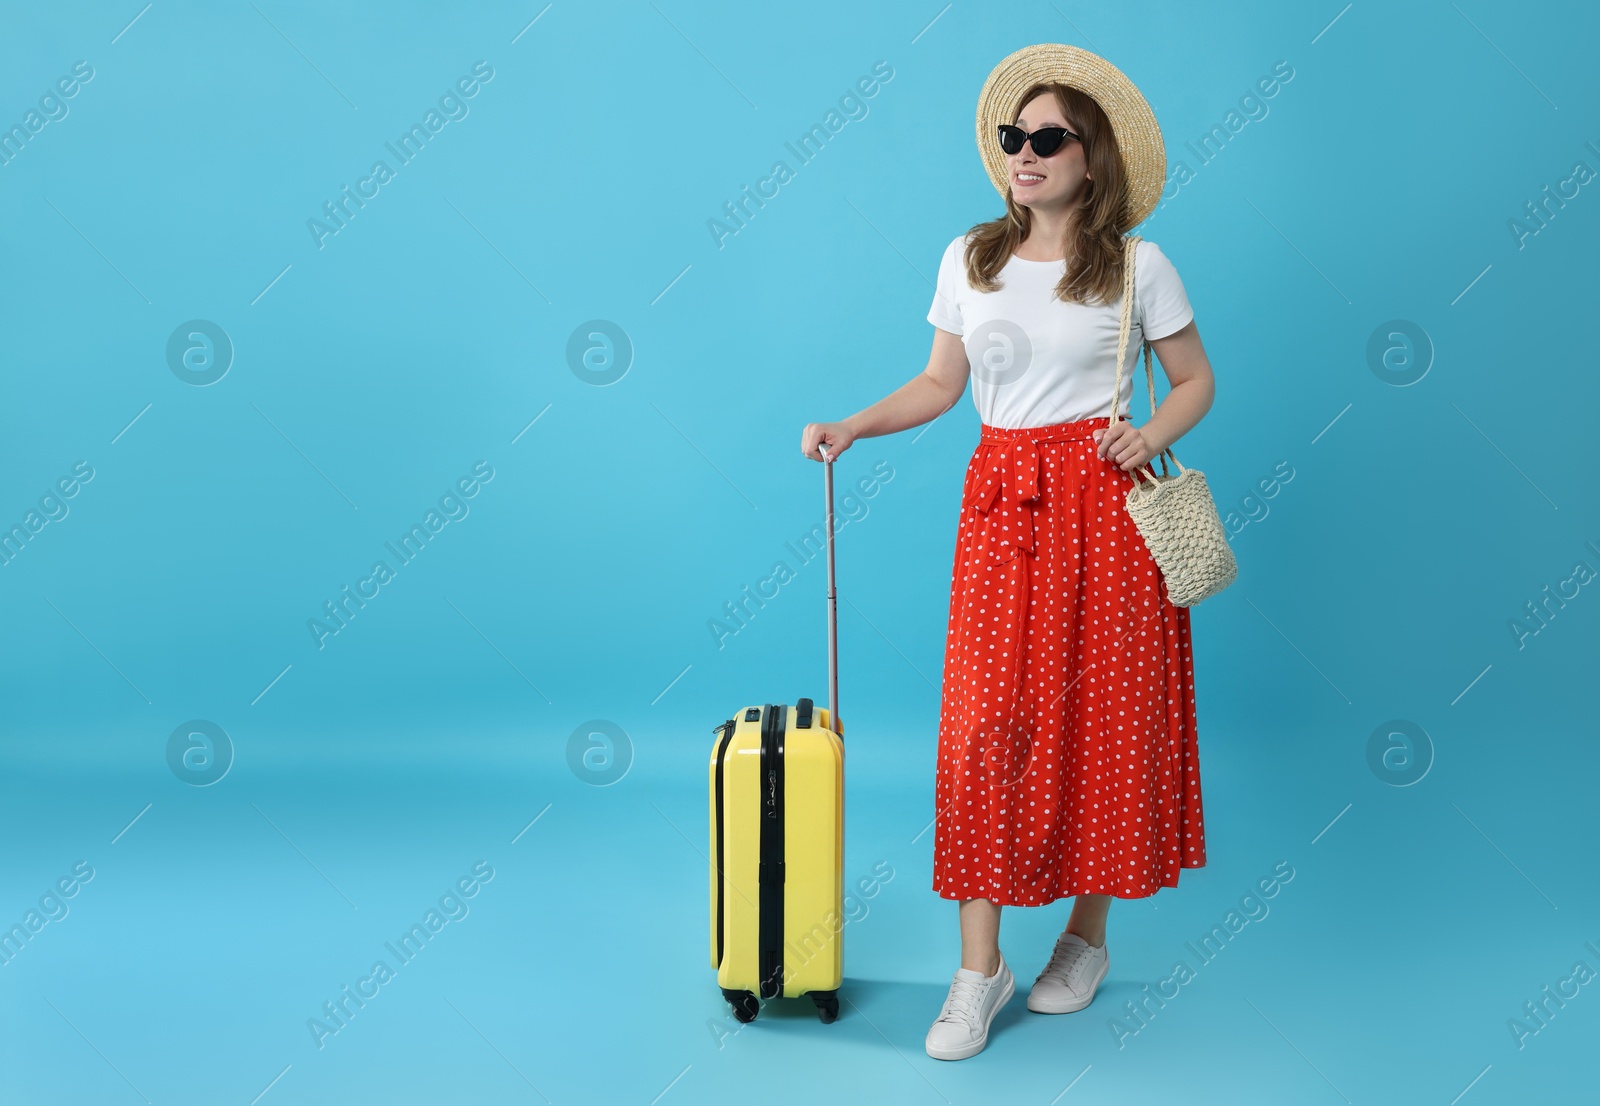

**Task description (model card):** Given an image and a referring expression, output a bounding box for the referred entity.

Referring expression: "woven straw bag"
[1107,235,1237,607]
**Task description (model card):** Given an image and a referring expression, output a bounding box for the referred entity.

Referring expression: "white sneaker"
[924,953,1015,1060]
[1026,931,1108,1013]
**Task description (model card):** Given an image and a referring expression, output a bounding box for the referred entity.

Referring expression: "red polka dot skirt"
[932,417,1207,906]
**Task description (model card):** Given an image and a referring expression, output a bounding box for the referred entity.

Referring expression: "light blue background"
[1,1,1596,1103]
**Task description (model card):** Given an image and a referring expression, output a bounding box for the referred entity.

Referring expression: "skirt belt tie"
[972,421,1106,565]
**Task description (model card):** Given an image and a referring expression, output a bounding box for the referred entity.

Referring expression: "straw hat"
[975,43,1166,227]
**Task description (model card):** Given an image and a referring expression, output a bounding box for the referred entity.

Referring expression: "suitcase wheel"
[810,990,840,1023]
[722,988,760,1023]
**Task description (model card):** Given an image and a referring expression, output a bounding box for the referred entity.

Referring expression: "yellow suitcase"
[709,446,846,1024]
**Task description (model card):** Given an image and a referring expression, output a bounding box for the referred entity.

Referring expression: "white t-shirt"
[926,234,1195,429]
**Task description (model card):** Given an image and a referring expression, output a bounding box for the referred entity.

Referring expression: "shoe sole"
[925,973,1015,1061]
[1025,952,1108,1014]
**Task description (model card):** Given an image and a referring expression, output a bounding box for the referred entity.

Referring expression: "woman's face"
[1007,91,1088,210]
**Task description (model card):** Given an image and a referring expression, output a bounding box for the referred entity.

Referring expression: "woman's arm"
[1097,319,1215,469]
[846,327,970,438]
[802,327,970,459]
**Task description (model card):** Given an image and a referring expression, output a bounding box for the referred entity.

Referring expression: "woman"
[800,44,1215,1061]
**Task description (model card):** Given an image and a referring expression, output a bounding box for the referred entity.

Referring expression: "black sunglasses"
[997,124,1080,158]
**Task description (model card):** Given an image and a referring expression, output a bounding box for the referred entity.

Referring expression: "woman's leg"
[959,897,1003,974]
[1065,893,1111,948]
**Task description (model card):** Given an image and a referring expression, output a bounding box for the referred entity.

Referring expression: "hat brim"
[976,43,1165,228]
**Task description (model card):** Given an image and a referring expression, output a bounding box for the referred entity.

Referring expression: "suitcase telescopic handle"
[817,442,840,733]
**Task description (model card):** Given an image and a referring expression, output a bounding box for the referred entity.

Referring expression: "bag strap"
[1108,235,1185,485]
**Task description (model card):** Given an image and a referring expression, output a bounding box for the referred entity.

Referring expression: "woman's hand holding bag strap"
[1107,235,1239,607]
